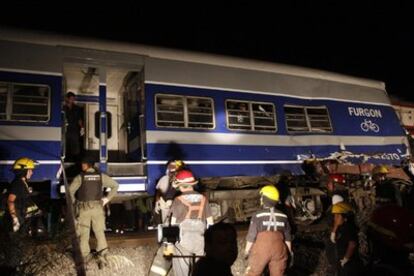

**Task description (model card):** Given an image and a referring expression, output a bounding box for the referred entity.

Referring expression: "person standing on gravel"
[4,157,39,272]
[169,169,214,276]
[244,185,293,276]
[328,202,362,276]
[69,155,118,264]
[148,159,184,276]
[154,160,184,224]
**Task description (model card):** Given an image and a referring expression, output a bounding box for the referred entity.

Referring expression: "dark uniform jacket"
[69,168,118,203]
[246,207,292,243]
[8,178,30,220]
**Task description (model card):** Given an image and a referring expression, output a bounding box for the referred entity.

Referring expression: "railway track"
[104,224,249,248]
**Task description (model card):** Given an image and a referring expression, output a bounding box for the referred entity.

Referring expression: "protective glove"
[340,257,349,267]
[330,232,336,243]
[80,127,85,136]
[243,250,249,260]
[154,201,161,214]
[102,197,109,206]
[162,243,174,256]
[289,252,294,268]
[12,216,20,232]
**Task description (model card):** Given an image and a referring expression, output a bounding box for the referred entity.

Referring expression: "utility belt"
[76,200,103,210]
[376,197,392,203]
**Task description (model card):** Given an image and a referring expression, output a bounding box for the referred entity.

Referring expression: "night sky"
[1,2,413,101]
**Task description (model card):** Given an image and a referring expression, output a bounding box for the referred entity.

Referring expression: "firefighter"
[329,202,362,276]
[372,165,402,206]
[244,185,292,276]
[4,157,39,271]
[149,160,184,276]
[169,169,214,276]
[68,155,119,264]
[154,159,184,224]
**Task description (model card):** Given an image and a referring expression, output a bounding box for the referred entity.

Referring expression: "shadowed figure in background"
[192,222,238,276]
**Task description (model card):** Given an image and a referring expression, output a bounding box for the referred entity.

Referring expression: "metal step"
[107,162,146,176]
[63,162,146,177]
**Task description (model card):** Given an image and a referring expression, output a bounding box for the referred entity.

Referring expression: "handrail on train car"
[60,158,86,276]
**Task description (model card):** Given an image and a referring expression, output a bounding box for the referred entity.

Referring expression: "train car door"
[86,104,118,152]
[124,73,144,161]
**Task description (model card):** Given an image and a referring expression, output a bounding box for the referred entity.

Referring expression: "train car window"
[252,103,277,131]
[226,100,276,132]
[284,105,332,133]
[285,106,309,132]
[227,101,252,130]
[0,82,50,122]
[307,107,332,132]
[155,95,185,127]
[0,83,8,120]
[187,97,214,129]
[155,94,215,129]
[11,84,50,122]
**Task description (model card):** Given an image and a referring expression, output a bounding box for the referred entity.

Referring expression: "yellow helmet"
[372,165,389,175]
[13,157,38,170]
[174,160,184,170]
[260,185,280,201]
[331,202,353,214]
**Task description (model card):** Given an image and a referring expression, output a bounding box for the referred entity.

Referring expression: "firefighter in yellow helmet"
[149,160,185,276]
[8,157,39,232]
[245,185,292,276]
[372,165,402,206]
[328,202,362,276]
[5,157,39,271]
[154,160,185,224]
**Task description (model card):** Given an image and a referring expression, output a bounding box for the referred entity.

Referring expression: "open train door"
[124,72,145,161]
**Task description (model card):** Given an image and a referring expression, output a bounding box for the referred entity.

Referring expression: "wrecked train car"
[0,28,410,224]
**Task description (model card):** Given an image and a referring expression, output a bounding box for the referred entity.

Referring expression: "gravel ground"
[16,229,328,276]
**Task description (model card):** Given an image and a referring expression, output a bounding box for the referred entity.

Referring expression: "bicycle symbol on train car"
[360,119,379,133]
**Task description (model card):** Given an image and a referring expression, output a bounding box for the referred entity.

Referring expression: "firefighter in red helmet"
[169,170,213,276]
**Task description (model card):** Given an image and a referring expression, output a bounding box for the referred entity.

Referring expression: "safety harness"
[266,207,278,231]
[176,195,206,219]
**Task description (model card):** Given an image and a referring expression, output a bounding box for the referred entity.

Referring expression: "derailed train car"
[0,28,410,224]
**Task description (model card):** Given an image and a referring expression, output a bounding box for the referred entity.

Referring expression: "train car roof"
[0,27,385,91]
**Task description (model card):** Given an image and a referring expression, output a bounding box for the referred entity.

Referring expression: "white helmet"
[332,194,344,205]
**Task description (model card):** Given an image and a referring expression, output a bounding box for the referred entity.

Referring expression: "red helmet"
[172,170,198,188]
[329,174,345,184]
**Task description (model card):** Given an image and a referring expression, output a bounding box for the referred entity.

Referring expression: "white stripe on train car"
[112,176,147,180]
[145,80,392,106]
[147,160,303,165]
[146,130,406,147]
[0,126,61,141]
[59,183,146,193]
[0,67,62,76]
[0,160,60,165]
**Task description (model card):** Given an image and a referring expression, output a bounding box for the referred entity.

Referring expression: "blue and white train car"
[0,28,409,201]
